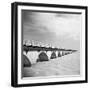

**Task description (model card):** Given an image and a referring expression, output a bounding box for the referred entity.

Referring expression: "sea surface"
[22,51,80,77]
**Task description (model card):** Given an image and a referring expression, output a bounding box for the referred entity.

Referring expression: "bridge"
[23,40,77,65]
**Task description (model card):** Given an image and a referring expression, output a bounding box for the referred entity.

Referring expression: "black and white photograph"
[22,10,81,77]
[11,2,88,87]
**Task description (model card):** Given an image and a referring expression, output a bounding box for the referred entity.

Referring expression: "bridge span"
[23,44,77,65]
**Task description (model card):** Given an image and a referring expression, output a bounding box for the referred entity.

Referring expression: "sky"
[22,10,82,50]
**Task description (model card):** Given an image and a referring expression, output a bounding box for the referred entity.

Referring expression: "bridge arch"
[37,51,49,62]
[23,54,31,67]
[50,51,57,59]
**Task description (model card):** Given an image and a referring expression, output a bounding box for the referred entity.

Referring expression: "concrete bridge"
[23,43,77,66]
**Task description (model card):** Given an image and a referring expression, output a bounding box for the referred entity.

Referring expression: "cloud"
[22,11,81,50]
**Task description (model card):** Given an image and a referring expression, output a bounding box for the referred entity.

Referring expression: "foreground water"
[22,51,80,77]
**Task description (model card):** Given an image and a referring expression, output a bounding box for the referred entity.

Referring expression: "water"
[23,52,80,77]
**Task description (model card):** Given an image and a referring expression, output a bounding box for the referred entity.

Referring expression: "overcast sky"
[22,10,82,50]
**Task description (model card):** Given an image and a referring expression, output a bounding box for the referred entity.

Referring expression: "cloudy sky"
[22,10,82,50]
